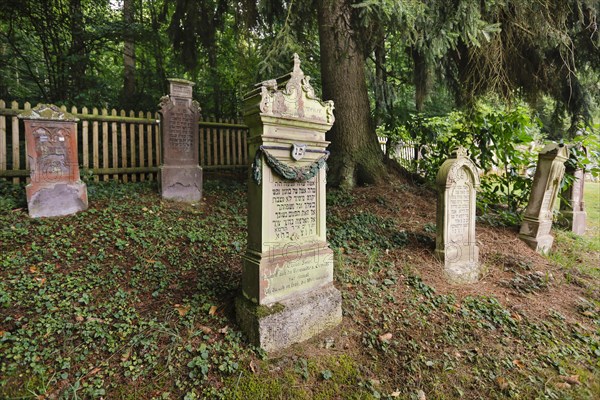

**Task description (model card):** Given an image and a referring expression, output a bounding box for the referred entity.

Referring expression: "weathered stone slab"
[559,148,587,235]
[236,54,340,351]
[519,143,569,253]
[19,104,88,218]
[158,79,202,202]
[435,147,481,283]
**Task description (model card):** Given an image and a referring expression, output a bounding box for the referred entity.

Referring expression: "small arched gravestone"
[519,143,569,253]
[435,147,481,283]
[18,104,88,218]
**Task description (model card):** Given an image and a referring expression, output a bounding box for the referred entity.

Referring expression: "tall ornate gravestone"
[235,54,341,352]
[158,79,202,202]
[18,104,88,218]
[519,143,569,253]
[559,150,587,235]
[434,147,481,283]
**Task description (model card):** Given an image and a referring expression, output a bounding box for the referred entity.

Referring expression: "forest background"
[0,0,599,189]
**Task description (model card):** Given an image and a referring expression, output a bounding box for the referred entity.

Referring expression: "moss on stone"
[255,302,285,318]
[236,295,285,319]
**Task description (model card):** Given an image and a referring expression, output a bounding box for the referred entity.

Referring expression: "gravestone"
[18,104,88,218]
[434,147,481,283]
[158,78,202,202]
[519,143,569,253]
[559,153,586,235]
[235,54,341,352]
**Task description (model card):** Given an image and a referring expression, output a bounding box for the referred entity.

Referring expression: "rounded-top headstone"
[435,146,481,283]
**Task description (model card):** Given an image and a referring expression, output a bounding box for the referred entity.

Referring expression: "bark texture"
[123,0,136,106]
[317,0,386,190]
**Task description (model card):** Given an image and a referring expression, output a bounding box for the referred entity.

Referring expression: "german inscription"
[262,254,332,302]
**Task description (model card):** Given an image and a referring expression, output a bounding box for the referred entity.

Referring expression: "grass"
[584,181,599,239]
[1,177,599,399]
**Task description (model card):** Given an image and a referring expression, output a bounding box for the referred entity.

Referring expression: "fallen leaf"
[512,313,523,322]
[198,325,212,334]
[86,317,106,324]
[121,350,130,362]
[145,259,156,264]
[174,304,191,317]
[582,311,594,317]
[35,277,46,285]
[563,375,581,385]
[417,389,426,400]
[89,367,101,376]
[496,376,509,390]
[142,207,148,212]
[0,330,5,337]
[512,359,525,369]
[209,305,218,315]
[379,333,393,342]
[29,266,38,273]
[75,315,84,322]
[555,382,571,390]
[219,326,229,334]
[390,391,400,397]
[249,360,258,374]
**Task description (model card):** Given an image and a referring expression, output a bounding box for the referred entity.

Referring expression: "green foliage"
[328,212,408,252]
[397,103,542,225]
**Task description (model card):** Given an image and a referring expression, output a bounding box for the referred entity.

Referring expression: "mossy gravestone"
[519,143,569,253]
[18,104,88,218]
[235,54,341,352]
[158,78,202,202]
[435,147,481,283]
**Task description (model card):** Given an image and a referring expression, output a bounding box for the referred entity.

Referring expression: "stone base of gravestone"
[236,243,342,352]
[571,211,587,236]
[235,285,341,352]
[559,210,587,236]
[435,247,480,284]
[159,165,202,202]
[519,218,554,253]
[26,182,88,218]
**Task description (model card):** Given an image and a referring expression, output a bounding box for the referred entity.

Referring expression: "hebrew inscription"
[448,183,471,239]
[168,109,194,155]
[271,177,318,241]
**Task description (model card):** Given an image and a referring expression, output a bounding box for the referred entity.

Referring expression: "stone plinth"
[519,143,569,253]
[18,104,88,218]
[434,147,481,283]
[559,152,587,235]
[235,54,341,352]
[158,79,202,202]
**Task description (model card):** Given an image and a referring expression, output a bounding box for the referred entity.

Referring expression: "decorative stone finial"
[452,146,468,158]
[18,104,79,122]
[246,54,335,125]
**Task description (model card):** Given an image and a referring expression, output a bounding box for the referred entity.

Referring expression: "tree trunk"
[123,0,136,106]
[69,0,87,99]
[317,0,386,190]
[374,34,387,128]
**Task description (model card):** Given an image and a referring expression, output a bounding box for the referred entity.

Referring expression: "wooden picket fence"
[0,100,249,184]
